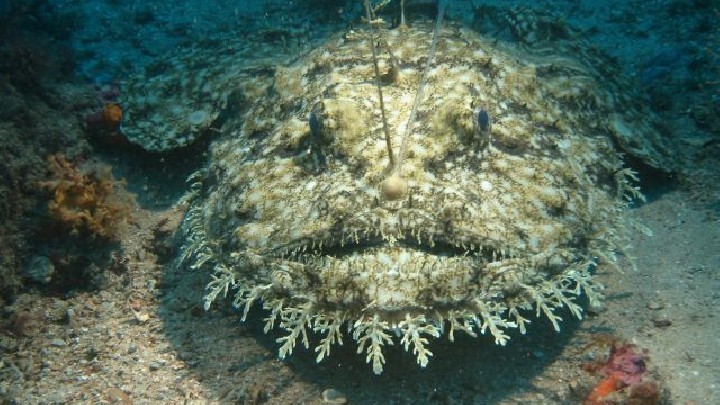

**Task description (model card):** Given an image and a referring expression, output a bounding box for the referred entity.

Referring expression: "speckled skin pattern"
[181,24,640,374]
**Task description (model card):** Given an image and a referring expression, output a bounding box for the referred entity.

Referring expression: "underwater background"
[0,0,718,403]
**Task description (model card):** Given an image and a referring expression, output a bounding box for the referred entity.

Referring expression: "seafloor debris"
[85,102,123,133]
[583,343,662,405]
[22,255,55,284]
[321,388,347,404]
[83,81,133,148]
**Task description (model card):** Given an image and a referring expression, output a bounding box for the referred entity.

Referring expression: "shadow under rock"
[92,137,209,210]
[278,311,581,404]
[624,154,677,205]
[159,257,584,404]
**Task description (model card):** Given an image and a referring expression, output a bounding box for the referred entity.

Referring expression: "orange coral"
[39,154,129,240]
[100,103,123,131]
[586,372,624,404]
[583,343,659,405]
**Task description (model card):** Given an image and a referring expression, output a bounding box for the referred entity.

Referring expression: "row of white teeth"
[273,235,515,263]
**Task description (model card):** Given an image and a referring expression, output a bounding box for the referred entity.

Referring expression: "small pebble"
[128,299,142,311]
[586,306,604,316]
[322,388,347,404]
[653,319,672,327]
[148,361,162,371]
[133,311,150,323]
[568,379,579,392]
[127,343,138,354]
[646,301,664,310]
[50,338,66,347]
[65,308,76,324]
[652,314,672,327]
[105,387,131,404]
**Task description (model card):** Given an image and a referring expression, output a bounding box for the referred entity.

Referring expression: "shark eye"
[453,102,492,151]
[473,106,492,149]
[475,108,490,133]
[293,106,333,173]
[309,109,325,147]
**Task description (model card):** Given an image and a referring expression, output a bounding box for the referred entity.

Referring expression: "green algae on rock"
[177,23,650,374]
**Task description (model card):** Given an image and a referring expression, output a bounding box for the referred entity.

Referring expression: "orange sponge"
[100,103,123,131]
